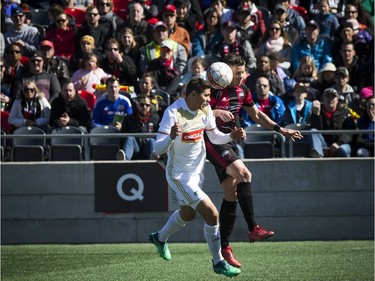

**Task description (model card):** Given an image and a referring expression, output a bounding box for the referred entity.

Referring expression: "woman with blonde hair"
[118,27,141,74]
[8,81,51,130]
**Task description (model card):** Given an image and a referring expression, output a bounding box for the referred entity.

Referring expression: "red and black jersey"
[210,84,255,134]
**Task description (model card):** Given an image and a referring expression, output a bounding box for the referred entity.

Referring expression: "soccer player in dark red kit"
[204,53,303,267]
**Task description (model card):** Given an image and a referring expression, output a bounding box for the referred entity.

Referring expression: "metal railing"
[1,129,373,160]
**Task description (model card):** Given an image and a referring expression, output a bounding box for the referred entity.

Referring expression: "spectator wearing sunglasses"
[121,95,160,160]
[8,81,51,130]
[100,38,138,87]
[45,12,76,60]
[75,5,111,60]
[95,0,123,39]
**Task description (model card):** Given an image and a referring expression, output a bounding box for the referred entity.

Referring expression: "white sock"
[158,210,187,242]
[203,223,223,265]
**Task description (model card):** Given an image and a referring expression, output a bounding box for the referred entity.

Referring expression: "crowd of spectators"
[0,0,374,159]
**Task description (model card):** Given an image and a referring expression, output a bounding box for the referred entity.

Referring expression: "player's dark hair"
[223,53,245,67]
[185,77,211,97]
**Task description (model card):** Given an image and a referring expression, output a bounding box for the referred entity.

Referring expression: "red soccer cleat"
[248,225,274,242]
[221,246,242,268]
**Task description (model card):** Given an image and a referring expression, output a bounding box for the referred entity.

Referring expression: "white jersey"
[158,98,216,177]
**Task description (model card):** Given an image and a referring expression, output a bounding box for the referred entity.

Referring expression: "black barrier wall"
[1,159,374,244]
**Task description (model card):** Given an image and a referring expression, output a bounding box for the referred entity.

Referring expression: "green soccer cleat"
[149,232,171,261]
[213,260,241,277]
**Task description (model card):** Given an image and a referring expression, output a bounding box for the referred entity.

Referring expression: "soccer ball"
[207,62,233,89]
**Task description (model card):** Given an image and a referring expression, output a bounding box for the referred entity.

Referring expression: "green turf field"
[1,240,373,281]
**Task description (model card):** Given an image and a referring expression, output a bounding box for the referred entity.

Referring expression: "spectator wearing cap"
[333,19,373,65]
[70,35,97,72]
[239,0,266,34]
[175,0,203,36]
[145,39,180,95]
[308,87,357,157]
[116,2,153,48]
[94,0,123,39]
[162,4,191,56]
[212,20,256,70]
[310,0,339,40]
[139,21,187,74]
[39,40,70,87]
[75,5,111,60]
[313,62,337,98]
[332,66,361,115]
[281,83,313,126]
[334,42,367,92]
[12,50,61,105]
[4,7,39,56]
[291,19,333,73]
[235,2,264,49]
[210,0,234,24]
[191,8,223,57]
[272,3,300,45]
[273,0,306,35]
[45,12,75,60]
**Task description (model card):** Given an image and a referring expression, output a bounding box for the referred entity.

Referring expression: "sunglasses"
[347,10,358,14]
[270,27,281,31]
[139,103,151,107]
[163,13,175,18]
[57,19,67,23]
[24,88,35,92]
[107,48,119,51]
[10,50,21,54]
[31,59,43,63]
[87,13,99,17]
[100,2,111,7]
[12,14,24,18]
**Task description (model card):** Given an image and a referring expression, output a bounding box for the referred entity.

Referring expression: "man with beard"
[49,79,92,132]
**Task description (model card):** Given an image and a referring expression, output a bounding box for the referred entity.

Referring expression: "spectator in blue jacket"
[240,76,285,127]
[291,20,333,73]
[282,83,313,126]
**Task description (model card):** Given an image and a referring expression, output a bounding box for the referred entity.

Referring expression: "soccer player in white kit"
[149,77,245,277]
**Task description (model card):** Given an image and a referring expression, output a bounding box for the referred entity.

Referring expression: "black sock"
[219,199,237,248]
[237,182,256,231]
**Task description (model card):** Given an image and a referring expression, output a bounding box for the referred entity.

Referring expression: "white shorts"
[167,173,208,210]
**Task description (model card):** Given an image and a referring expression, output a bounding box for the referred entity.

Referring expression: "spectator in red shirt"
[45,12,76,60]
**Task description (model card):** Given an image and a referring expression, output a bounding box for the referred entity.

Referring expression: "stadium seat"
[284,123,311,157]
[112,0,131,10]
[50,126,85,161]
[289,5,308,21]
[29,9,50,27]
[257,6,272,27]
[90,125,122,160]
[11,126,46,161]
[113,8,127,20]
[243,124,275,158]
[64,8,86,28]
[78,90,97,112]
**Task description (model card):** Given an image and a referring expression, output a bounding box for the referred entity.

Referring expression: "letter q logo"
[116,174,144,201]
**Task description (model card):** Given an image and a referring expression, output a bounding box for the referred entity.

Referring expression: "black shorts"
[205,137,240,183]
